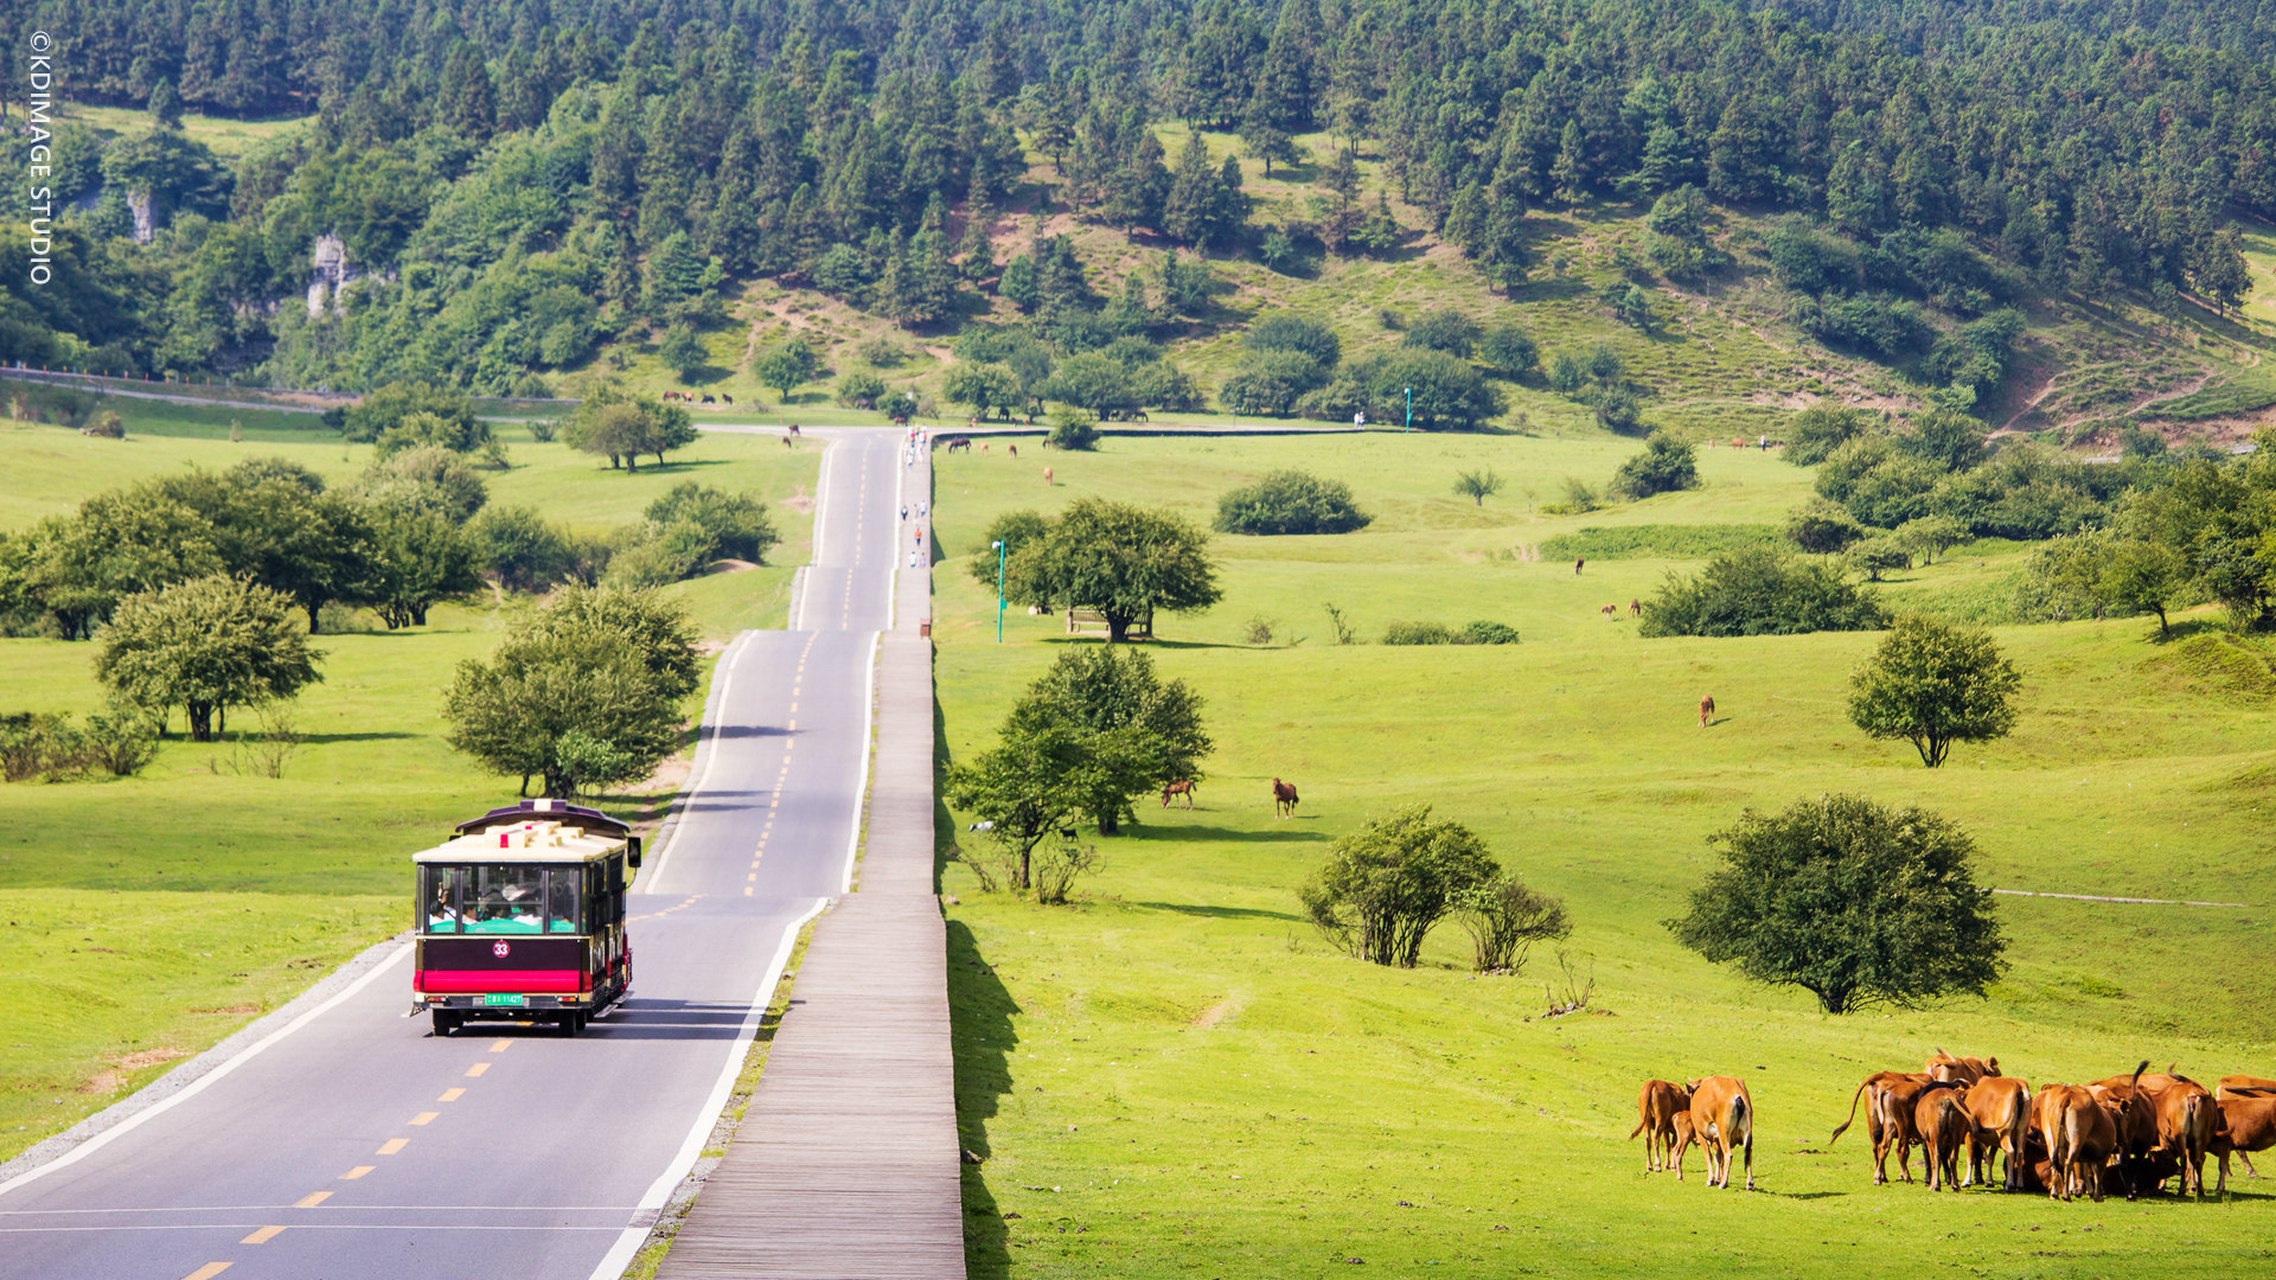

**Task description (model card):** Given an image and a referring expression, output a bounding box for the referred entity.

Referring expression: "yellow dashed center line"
[489,1039,512,1053]
[240,1226,285,1245]
[182,1264,232,1280]
[438,1088,464,1103]
[294,1191,331,1209]
[376,1138,409,1156]
[339,1166,375,1181]
[410,1110,439,1125]
[465,1062,490,1078]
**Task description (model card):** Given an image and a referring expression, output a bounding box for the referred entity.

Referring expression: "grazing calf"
[721,394,733,405]
[1043,465,1054,485]
[1601,603,1618,618]
[1574,556,1586,575]
[1629,597,1641,618]
[1677,1076,1754,1190]
[1008,444,1018,458]
[1698,694,1715,728]
[1872,1077,1957,1184]
[1160,779,1196,808]
[1631,1079,1692,1173]
[1916,1086,1970,1191]
[1961,1077,2034,1191]
[1272,778,1300,818]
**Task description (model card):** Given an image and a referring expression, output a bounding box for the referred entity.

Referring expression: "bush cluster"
[0,708,159,782]
[1213,470,1371,536]
[1640,547,1887,638]
[1381,620,1521,645]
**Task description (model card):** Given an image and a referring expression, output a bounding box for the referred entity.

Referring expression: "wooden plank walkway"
[657,439,963,1279]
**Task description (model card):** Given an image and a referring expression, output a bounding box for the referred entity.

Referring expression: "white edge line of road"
[0,938,412,1199]
[639,630,752,896]
[585,896,826,1280]
[811,436,835,573]
[842,629,883,895]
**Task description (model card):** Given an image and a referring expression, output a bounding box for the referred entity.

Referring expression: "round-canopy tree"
[1847,614,2021,767]
[1006,498,1223,642]
[1668,794,2006,1014]
[1006,645,1212,834]
[95,574,324,741]
[1299,806,1500,968]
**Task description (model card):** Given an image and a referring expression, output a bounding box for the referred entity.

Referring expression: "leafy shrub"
[644,483,780,564]
[1784,502,1867,554]
[82,409,125,439]
[1247,315,1341,367]
[1299,806,1502,967]
[1457,620,1521,645]
[1404,308,1482,357]
[1609,431,1699,499]
[837,370,888,409]
[1785,404,1874,467]
[0,708,156,781]
[1479,322,1540,380]
[1592,387,1645,435]
[1847,535,1912,581]
[1220,349,1330,415]
[1640,547,1888,637]
[1047,409,1100,450]
[1346,349,1504,431]
[604,526,707,589]
[1455,872,1570,973]
[1382,620,1455,645]
[1214,470,1372,535]
[471,504,577,592]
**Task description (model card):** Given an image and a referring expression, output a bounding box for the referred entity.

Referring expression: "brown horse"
[1160,779,1196,808]
[1629,598,1642,618]
[1699,694,1715,727]
[1600,604,1618,618]
[1574,556,1585,575]
[1043,465,1054,485]
[1272,778,1299,817]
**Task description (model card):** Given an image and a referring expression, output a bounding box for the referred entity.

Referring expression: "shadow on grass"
[299,731,419,744]
[1123,823,1330,844]
[934,679,959,895]
[2145,618,2226,644]
[1131,900,1307,923]
[949,917,1018,1278]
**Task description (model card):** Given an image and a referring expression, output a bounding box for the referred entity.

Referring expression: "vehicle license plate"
[484,994,526,1007]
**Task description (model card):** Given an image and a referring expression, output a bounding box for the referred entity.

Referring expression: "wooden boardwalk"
[657,440,963,1278]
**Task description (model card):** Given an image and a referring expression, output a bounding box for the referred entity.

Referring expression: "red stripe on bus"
[415,969,587,993]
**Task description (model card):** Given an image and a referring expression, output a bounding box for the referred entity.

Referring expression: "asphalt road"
[0,428,909,1280]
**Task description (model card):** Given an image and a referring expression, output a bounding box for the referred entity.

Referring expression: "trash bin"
[919,620,932,638]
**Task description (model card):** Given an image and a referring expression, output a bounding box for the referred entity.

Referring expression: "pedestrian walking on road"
[918,500,928,519]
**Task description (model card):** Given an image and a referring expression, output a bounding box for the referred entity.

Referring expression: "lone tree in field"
[95,574,324,742]
[945,721,1097,896]
[1453,468,1505,507]
[1847,614,2020,767]
[442,587,697,796]
[1668,794,2006,1014]
[1007,498,1223,642]
[1300,806,1501,967]
[754,341,818,403]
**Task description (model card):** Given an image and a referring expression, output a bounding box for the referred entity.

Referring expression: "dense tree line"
[4,0,2267,395]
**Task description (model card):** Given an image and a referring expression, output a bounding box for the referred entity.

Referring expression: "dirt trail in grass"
[1992,888,2251,907]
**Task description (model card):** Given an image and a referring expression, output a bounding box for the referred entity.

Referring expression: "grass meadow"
[0,408,816,1159]
[930,433,2276,1278]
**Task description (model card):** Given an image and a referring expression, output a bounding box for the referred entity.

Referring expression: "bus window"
[546,868,580,933]
[465,865,546,933]
[424,867,462,933]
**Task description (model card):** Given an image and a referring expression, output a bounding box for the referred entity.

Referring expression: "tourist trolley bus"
[412,799,640,1036]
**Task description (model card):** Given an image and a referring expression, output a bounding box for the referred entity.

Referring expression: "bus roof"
[412,819,630,865]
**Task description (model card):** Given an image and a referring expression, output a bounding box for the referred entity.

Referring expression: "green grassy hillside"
[931,433,2276,1278]
[0,408,817,1159]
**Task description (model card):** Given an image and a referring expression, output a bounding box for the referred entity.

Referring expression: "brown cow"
[2153,1075,2218,1199]
[2217,1075,2276,1098]
[1698,694,1715,728]
[1872,1077,1958,1184]
[1630,1079,1692,1173]
[1272,778,1299,818]
[1677,1076,1754,1190]
[2037,1084,2119,1202]
[2212,1093,2276,1192]
[1915,1086,1970,1191]
[1926,1048,2000,1084]
[1628,597,1642,618]
[1960,1076,2033,1191]
[1829,1070,1929,1184]
[1159,779,1196,808]
[2086,1063,2162,1198]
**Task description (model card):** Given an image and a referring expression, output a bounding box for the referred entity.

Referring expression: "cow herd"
[1633,1049,2276,1201]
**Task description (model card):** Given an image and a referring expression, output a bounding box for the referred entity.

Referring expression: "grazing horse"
[1629,598,1642,618]
[1574,557,1586,575]
[700,394,716,404]
[1008,444,1018,458]
[1601,604,1618,618]
[1043,465,1054,485]
[1272,778,1300,817]
[980,442,991,453]
[788,423,802,437]
[1699,694,1715,727]
[721,394,733,405]
[1160,779,1197,808]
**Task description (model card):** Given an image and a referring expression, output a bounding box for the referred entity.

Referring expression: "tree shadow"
[300,731,419,744]
[1123,823,1329,845]
[949,917,1018,1278]
[934,675,960,894]
[2146,618,2224,644]
[1130,900,1306,923]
